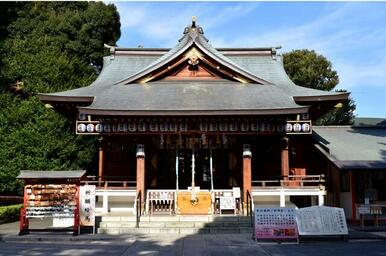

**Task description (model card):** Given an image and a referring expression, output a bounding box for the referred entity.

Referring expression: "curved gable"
[115,19,271,85]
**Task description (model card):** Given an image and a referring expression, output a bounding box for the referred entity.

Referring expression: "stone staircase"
[98,215,253,235]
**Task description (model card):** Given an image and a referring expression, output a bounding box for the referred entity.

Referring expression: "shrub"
[0,204,22,224]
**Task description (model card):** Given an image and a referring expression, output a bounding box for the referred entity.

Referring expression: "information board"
[220,196,235,210]
[79,185,95,226]
[295,206,348,236]
[254,208,298,241]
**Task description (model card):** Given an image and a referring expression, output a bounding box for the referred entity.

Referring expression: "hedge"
[0,204,23,224]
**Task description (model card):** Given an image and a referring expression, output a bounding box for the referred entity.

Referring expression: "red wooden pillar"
[19,185,29,235]
[98,137,104,184]
[136,144,145,202]
[242,144,252,203]
[281,137,289,180]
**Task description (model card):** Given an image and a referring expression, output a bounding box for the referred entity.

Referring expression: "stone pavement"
[1,220,386,242]
[1,221,386,256]
[1,234,386,256]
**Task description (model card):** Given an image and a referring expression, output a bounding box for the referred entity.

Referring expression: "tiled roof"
[17,170,86,179]
[38,20,348,114]
[313,126,386,169]
[78,80,308,115]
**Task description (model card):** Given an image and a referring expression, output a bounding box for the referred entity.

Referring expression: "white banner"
[80,185,96,226]
[295,206,348,236]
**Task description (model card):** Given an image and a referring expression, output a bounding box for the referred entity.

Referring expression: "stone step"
[97,226,253,235]
[100,215,251,223]
[99,220,252,228]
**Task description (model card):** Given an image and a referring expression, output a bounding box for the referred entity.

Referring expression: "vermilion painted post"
[242,144,252,214]
[136,144,145,202]
[19,185,29,235]
[281,137,289,183]
[98,137,104,186]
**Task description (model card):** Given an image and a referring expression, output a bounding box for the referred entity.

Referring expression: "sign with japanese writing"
[80,185,95,226]
[295,206,348,236]
[220,196,235,210]
[254,208,298,240]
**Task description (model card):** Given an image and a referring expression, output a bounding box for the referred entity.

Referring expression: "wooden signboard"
[177,191,211,215]
[79,185,96,227]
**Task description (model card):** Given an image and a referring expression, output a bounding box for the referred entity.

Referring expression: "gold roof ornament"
[192,16,196,28]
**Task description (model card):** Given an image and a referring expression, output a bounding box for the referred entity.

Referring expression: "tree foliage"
[0,2,120,195]
[283,49,339,91]
[283,49,355,125]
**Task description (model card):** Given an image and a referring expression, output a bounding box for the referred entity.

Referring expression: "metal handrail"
[246,190,253,227]
[136,190,142,228]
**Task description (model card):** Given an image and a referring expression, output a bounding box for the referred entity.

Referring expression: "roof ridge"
[113,18,272,85]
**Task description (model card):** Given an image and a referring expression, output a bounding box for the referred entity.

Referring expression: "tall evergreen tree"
[283,49,356,125]
[0,2,121,195]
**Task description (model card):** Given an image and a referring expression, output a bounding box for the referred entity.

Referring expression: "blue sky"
[112,1,386,118]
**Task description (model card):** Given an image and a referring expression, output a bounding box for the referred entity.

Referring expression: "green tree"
[283,49,355,125]
[0,2,121,195]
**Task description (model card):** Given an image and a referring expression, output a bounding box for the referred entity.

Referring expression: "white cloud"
[113,2,260,46]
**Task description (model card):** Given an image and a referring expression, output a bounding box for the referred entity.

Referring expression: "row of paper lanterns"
[77,121,311,133]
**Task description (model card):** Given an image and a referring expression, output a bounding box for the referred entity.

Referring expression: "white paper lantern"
[86,124,94,133]
[150,122,158,132]
[179,122,188,132]
[138,122,146,132]
[250,121,259,132]
[118,123,127,132]
[95,124,103,133]
[199,121,208,132]
[219,122,228,132]
[128,122,137,132]
[285,123,293,132]
[229,122,237,132]
[260,122,270,132]
[77,123,86,133]
[160,122,168,132]
[103,124,111,133]
[241,121,249,132]
[302,123,310,132]
[276,124,284,133]
[209,121,218,132]
[293,123,301,132]
[169,122,177,132]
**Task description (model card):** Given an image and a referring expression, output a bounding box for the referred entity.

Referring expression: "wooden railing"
[136,190,142,228]
[252,175,325,188]
[146,190,176,215]
[82,176,136,189]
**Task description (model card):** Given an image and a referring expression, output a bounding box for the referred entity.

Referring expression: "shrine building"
[38,18,352,216]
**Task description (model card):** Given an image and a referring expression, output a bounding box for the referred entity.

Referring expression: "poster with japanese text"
[254,208,298,240]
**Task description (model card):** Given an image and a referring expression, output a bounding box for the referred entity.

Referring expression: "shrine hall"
[38,18,350,216]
